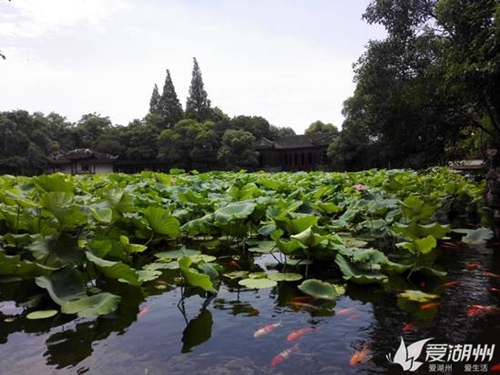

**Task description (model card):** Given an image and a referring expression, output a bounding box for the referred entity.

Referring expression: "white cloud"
[0,0,131,38]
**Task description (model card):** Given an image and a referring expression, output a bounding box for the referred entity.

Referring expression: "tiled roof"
[49,149,118,164]
[255,133,337,150]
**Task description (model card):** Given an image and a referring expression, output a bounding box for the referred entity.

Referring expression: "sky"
[0,0,386,135]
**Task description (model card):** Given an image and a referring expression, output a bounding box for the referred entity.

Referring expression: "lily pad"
[398,290,440,302]
[298,279,337,301]
[26,310,58,320]
[238,278,277,289]
[61,292,121,317]
[267,272,303,282]
[452,228,494,245]
[155,249,201,259]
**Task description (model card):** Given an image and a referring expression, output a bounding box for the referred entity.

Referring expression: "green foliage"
[185,57,212,122]
[217,129,259,169]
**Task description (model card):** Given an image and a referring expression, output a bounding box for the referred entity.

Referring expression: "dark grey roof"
[255,133,337,150]
[49,149,118,164]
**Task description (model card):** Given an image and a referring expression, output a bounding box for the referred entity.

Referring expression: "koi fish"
[402,322,415,332]
[253,321,281,338]
[442,280,460,288]
[270,344,299,367]
[350,344,372,366]
[227,260,241,269]
[491,364,500,371]
[346,313,362,322]
[440,241,460,249]
[286,326,316,342]
[336,306,359,315]
[420,302,441,310]
[249,309,260,316]
[488,287,500,294]
[466,304,500,317]
[484,271,500,279]
[137,305,151,318]
[466,262,482,269]
[287,301,320,311]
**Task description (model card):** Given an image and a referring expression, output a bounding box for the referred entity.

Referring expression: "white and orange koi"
[270,344,299,367]
[336,305,359,316]
[253,321,281,338]
[137,304,151,319]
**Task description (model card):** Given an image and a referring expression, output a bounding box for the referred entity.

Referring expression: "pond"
[1,244,499,375]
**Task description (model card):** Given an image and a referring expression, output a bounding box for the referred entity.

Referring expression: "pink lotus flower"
[354,184,366,191]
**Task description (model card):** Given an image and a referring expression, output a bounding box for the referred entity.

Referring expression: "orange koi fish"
[137,305,151,318]
[484,271,500,279]
[466,304,500,317]
[270,344,299,367]
[286,326,316,342]
[350,344,372,366]
[253,321,281,338]
[227,260,241,269]
[442,280,460,288]
[466,263,482,269]
[346,313,362,322]
[336,306,359,315]
[488,287,500,294]
[287,301,320,311]
[420,302,441,310]
[402,322,415,332]
[491,364,500,372]
[440,241,460,249]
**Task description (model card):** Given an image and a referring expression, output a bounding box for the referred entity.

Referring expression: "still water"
[1,245,499,375]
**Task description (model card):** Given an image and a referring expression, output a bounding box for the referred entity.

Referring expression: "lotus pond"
[1,169,499,374]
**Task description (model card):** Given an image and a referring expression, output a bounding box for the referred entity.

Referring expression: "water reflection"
[1,245,500,374]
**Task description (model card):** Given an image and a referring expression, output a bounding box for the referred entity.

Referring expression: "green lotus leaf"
[35,266,86,306]
[400,196,436,222]
[238,278,277,289]
[26,309,58,320]
[393,222,450,240]
[86,252,141,286]
[213,202,256,224]
[32,174,74,193]
[275,214,318,235]
[89,206,113,224]
[119,236,147,253]
[248,272,268,279]
[452,228,494,245]
[61,292,121,317]
[222,271,249,280]
[290,227,325,247]
[137,269,162,283]
[247,240,276,253]
[297,279,338,301]
[178,256,215,292]
[40,192,88,228]
[267,272,303,282]
[285,258,314,266]
[398,290,440,302]
[142,206,180,238]
[155,249,201,259]
[335,254,388,285]
[0,252,54,279]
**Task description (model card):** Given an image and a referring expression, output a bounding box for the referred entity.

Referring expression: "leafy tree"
[185,57,212,122]
[158,69,183,128]
[305,120,339,135]
[157,119,202,169]
[269,125,296,139]
[230,115,272,139]
[217,129,259,169]
[75,113,112,148]
[149,84,160,114]
[190,121,220,169]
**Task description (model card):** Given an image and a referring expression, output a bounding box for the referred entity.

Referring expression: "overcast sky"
[0,0,386,134]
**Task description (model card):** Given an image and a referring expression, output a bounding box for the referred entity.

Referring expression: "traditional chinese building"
[255,133,337,171]
[47,149,118,175]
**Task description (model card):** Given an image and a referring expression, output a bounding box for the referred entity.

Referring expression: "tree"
[157,119,202,169]
[230,115,272,139]
[305,120,339,135]
[217,129,259,169]
[185,57,212,122]
[158,69,183,128]
[269,125,296,139]
[149,84,160,114]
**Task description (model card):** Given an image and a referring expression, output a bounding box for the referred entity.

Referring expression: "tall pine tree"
[149,84,160,114]
[158,69,183,129]
[185,57,212,122]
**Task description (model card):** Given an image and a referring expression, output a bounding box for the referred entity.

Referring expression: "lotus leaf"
[26,310,58,320]
[213,202,256,224]
[35,267,86,306]
[238,278,277,289]
[178,256,215,292]
[142,206,180,238]
[86,252,141,286]
[398,290,439,302]
[452,228,494,245]
[297,279,337,301]
[61,292,121,317]
[267,272,303,282]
